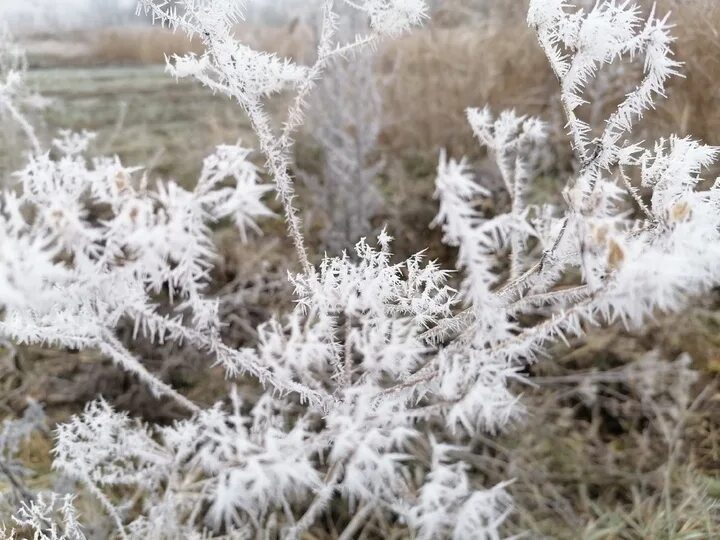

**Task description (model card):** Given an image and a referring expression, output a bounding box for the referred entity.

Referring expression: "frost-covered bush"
[0,29,49,178]
[0,401,45,507]
[302,51,384,252]
[0,128,275,412]
[299,8,386,252]
[1,0,719,538]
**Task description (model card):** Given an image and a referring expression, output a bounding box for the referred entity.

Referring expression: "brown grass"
[653,0,720,146]
[90,26,203,65]
[48,1,720,166]
[33,0,720,161]
[382,0,720,163]
[86,20,316,66]
[380,17,559,158]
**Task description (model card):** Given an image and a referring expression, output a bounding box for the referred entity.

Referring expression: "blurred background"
[3,0,719,180]
[2,1,720,537]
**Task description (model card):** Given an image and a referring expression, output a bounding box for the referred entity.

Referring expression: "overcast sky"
[0,0,137,15]
[0,0,309,33]
[0,0,139,32]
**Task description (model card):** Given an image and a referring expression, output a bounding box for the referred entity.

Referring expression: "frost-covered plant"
[0,401,45,507]
[0,22,277,407]
[409,440,513,540]
[0,128,274,413]
[433,0,720,353]
[0,28,49,176]
[298,6,387,252]
[302,50,384,252]
[2,0,719,538]
[136,0,427,274]
[43,230,517,538]
[8,493,86,540]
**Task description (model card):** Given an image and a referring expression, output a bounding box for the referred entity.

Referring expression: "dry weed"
[382,0,720,169]
[653,0,720,148]
[90,26,203,65]
[85,20,316,66]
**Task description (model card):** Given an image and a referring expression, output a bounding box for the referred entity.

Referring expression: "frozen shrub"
[302,50,384,252]
[0,129,275,412]
[0,0,718,538]
[0,28,49,178]
[8,493,86,540]
[0,401,45,507]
